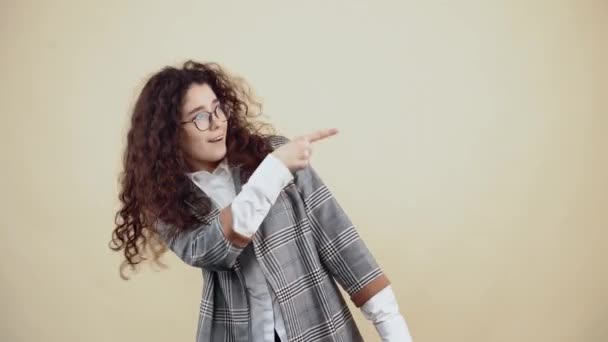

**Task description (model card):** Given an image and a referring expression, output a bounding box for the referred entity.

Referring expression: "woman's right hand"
[271,128,339,172]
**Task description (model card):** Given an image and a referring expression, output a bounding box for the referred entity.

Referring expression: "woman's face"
[179,83,228,172]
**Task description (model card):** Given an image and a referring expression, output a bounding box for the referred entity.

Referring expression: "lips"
[209,135,224,142]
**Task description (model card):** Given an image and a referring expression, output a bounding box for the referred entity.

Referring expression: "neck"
[187,158,222,173]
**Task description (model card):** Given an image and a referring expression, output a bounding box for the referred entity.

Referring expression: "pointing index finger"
[305,128,339,143]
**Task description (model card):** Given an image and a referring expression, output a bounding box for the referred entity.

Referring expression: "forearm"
[227,153,293,242]
[159,153,292,270]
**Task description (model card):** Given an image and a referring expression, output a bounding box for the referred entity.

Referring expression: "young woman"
[111,60,412,342]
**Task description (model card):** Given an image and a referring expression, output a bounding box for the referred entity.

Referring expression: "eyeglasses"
[180,104,231,131]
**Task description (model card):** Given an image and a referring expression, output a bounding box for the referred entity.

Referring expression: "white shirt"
[188,155,412,342]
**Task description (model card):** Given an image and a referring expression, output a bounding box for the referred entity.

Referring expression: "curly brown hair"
[110,60,275,278]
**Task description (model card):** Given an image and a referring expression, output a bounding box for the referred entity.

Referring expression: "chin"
[213,146,228,160]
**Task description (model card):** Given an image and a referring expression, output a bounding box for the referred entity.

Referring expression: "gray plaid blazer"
[157,135,389,342]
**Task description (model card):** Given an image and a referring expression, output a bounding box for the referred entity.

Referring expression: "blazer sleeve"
[155,208,247,272]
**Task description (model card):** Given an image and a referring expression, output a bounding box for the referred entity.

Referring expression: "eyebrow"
[185,98,219,118]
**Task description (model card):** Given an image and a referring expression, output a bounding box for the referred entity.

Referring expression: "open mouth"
[209,135,224,143]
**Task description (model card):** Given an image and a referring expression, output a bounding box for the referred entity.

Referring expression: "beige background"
[1,0,606,341]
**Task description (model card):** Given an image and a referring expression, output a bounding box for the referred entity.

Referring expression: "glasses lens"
[194,113,210,131]
[215,105,229,121]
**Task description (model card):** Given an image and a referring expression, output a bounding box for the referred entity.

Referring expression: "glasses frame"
[180,104,231,131]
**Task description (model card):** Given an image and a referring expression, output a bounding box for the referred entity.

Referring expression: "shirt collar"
[187,158,231,185]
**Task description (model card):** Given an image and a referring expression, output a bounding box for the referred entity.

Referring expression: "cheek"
[181,130,209,154]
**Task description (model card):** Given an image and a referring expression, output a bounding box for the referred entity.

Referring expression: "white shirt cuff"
[230,154,293,237]
[360,285,413,342]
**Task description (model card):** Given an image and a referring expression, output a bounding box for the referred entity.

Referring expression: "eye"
[193,112,210,121]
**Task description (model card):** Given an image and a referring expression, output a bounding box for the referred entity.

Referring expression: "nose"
[209,113,221,130]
